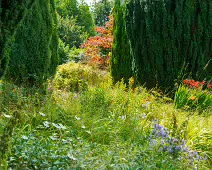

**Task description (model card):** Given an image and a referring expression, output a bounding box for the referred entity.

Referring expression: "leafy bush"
[9,133,74,169]
[53,62,111,92]
[0,81,48,164]
[57,14,88,48]
[58,39,71,64]
[69,48,86,63]
[58,40,86,64]
[80,16,114,69]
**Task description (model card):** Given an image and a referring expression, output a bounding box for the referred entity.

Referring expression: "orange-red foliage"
[81,16,114,69]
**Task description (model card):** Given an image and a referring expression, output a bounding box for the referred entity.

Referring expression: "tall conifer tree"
[0,0,58,86]
[111,0,132,84]
[120,0,212,90]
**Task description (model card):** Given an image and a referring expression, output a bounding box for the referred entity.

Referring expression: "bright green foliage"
[58,39,71,64]
[68,47,86,63]
[58,39,86,64]
[57,14,88,48]
[56,0,95,37]
[91,0,113,26]
[55,0,79,18]
[111,0,132,84]
[0,63,212,168]
[123,0,212,90]
[78,1,95,36]
[55,0,95,61]
[1,0,58,86]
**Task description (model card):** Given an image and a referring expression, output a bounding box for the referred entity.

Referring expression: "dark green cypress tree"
[111,0,132,84]
[0,0,1,32]
[123,0,212,90]
[0,0,2,76]
[0,0,22,77]
[1,0,58,86]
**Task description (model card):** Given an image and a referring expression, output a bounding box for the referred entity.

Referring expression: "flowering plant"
[148,124,205,168]
[183,79,211,90]
[174,79,212,112]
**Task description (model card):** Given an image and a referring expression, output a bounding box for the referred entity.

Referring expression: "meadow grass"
[0,63,211,169]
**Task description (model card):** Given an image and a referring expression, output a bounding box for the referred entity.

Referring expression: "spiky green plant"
[174,85,212,112]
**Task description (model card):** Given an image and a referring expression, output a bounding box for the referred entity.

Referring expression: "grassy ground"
[0,63,211,169]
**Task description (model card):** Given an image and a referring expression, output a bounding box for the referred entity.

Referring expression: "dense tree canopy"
[57,14,88,48]
[56,0,95,37]
[91,0,113,26]
[78,0,95,36]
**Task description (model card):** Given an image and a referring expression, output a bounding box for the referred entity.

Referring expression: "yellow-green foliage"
[0,71,212,170]
[0,66,211,169]
[53,62,112,91]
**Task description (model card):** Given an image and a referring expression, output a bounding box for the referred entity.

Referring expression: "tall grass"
[0,63,211,169]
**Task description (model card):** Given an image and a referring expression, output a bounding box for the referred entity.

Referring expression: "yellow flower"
[129,77,134,87]
[190,96,196,100]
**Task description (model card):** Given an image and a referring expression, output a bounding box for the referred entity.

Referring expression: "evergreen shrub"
[1,0,58,86]
[112,0,212,90]
[111,0,132,84]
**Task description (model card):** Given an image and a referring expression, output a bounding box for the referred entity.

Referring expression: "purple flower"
[150,139,157,146]
[168,146,173,154]
[175,146,182,151]
[160,139,165,145]
[152,124,169,138]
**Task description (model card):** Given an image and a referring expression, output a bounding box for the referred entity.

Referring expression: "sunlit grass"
[0,62,211,169]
